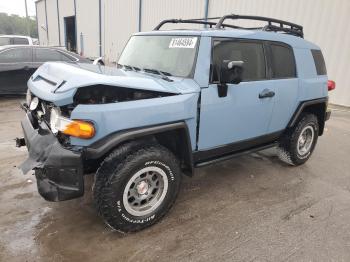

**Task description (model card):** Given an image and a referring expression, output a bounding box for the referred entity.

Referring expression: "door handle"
[259,89,275,99]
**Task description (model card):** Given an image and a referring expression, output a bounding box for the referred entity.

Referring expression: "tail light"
[327,80,336,91]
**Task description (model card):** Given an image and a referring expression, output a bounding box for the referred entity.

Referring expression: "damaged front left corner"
[18,113,85,201]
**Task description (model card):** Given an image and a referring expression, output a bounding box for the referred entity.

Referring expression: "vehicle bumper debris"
[18,113,84,201]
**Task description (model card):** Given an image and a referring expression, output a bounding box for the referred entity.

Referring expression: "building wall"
[76,0,100,58]
[57,0,75,48]
[36,0,350,106]
[102,0,139,63]
[36,0,48,46]
[46,0,60,46]
[141,0,204,31]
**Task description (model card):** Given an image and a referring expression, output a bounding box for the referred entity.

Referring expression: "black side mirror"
[217,60,244,97]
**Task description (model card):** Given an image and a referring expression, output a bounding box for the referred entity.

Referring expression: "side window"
[270,44,296,78]
[34,49,72,62]
[212,40,266,82]
[58,51,76,62]
[0,37,11,46]
[311,49,327,75]
[0,48,32,63]
[13,37,29,45]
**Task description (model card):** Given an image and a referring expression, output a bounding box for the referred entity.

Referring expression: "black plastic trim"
[325,110,331,121]
[288,97,328,127]
[193,130,283,165]
[85,122,192,160]
[195,143,276,167]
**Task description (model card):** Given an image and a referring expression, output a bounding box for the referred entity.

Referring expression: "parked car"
[17,14,335,233]
[0,35,34,46]
[0,45,91,95]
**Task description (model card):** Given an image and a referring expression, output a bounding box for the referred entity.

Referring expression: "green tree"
[0,13,38,38]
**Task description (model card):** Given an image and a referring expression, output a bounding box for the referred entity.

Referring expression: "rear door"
[198,39,275,152]
[0,47,33,94]
[265,42,299,133]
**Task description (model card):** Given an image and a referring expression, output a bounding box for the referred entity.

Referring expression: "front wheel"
[93,144,181,232]
[278,113,319,166]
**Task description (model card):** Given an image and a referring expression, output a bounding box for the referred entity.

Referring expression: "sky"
[0,0,36,17]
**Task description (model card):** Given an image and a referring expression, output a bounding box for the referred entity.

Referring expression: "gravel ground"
[0,97,349,262]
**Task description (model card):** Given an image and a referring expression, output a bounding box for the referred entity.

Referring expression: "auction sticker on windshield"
[169,37,197,48]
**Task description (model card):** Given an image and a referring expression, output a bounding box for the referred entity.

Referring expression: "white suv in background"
[0,35,35,46]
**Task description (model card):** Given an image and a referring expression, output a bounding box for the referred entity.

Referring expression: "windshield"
[118,35,199,78]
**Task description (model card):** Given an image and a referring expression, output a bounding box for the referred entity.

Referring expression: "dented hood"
[28,62,200,105]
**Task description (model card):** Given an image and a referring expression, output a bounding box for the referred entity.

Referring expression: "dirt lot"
[0,97,349,262]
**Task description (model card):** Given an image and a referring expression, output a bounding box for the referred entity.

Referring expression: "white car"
[0,35,35,46]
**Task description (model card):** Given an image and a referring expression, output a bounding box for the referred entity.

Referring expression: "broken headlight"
[50,107,95,139]
[29,97,39,111]
[26,89,31,106]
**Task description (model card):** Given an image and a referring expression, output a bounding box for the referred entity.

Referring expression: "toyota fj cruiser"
[17,14,335,232]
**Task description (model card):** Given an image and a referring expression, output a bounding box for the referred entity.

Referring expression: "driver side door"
[197,39,276,156]
[0,47,33,94]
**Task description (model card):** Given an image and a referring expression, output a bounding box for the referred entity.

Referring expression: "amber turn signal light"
[62,120,95,139]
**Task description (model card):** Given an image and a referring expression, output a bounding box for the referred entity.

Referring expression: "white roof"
[0,35,32,39]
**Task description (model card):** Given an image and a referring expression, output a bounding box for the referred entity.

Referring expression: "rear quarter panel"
[294,48,328,101]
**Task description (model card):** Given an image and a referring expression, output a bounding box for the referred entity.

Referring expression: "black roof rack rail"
[216,14,304,38]
[153,18,244,31]
[154,14,304,38]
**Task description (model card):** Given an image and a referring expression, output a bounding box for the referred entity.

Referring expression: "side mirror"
[220,60,244,84]
[93,57,105,65]
[217,60,244,97]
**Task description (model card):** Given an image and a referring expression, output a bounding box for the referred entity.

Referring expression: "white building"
[35,0,350,106]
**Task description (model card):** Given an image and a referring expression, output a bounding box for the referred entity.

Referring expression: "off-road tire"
[278,113,319,166]
[93,143,181,232]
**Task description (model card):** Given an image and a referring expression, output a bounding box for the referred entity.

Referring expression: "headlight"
[26,89,32,106]
[29,97,39,111]
[50,107,60,134]
[50,108,95,139]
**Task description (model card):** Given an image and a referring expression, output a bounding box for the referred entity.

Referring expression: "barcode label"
[169,37,197,48]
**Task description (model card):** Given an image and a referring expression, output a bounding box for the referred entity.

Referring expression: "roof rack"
[154,14,304,38]
[153,18,243,31]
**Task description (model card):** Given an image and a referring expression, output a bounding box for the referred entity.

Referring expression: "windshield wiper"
[117,63,141,72]
[143,68,173,82]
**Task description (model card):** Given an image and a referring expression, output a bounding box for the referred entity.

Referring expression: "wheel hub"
[297,125,314,156]
[136,180,149,195]
[123,166,169,217]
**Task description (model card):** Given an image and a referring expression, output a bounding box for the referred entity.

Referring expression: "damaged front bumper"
[19,113,84,201]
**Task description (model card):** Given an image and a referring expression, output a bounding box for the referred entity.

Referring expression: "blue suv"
[17,14,335,232]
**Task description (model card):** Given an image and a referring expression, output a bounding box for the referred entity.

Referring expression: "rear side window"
[212,40,266,82]
[13,37,29,45]
[34,49,75,62]
[311,49,327,75]
[0,48,32,63]
[270,44,296,78]
[0,37,11,46]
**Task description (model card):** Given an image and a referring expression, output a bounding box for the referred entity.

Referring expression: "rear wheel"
[278,113,319,166]
[93,143,181,232]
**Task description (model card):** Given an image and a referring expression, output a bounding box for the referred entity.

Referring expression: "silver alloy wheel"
[297,125,314,156]
[123,166,169,217]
